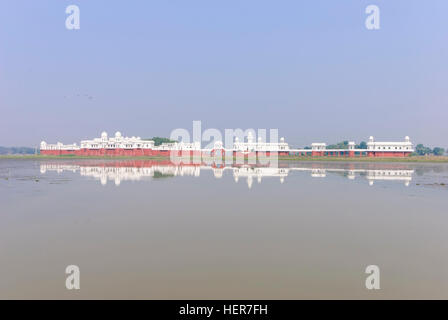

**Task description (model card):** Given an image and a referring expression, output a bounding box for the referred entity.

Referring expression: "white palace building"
[40,131,414,158]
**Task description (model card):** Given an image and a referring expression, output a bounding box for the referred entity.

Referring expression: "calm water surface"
[1,159,447,299]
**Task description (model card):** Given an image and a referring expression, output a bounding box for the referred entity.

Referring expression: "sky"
[0,0,447,148]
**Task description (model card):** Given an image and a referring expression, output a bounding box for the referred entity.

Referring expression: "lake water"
[1,159,447,299]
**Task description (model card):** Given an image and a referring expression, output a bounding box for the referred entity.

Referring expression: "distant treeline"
[143,137,177,146]
[0,146,37,155]
[414,144,445,156]
[327,141,367,149]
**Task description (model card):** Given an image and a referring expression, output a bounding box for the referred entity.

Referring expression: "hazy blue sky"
[1,1,447,147]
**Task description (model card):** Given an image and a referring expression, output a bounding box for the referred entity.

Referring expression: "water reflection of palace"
[40,160,414,188]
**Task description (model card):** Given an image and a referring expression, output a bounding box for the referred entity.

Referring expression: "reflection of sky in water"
[1,159,448,299]
[39,160,417,188]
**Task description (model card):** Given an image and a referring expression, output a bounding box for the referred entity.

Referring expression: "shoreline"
[1,154,448,163]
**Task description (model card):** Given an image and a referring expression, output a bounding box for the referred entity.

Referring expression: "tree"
[143,137,177,146]
[415,144,432,156]
[356,141,367,149]
[327,141,348,149]
[433,147,445,156]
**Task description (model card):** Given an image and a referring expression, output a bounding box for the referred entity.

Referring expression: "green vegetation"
[433,147,445,156]
[414,144,445,156]
[327,141,348,149]
[153,171,175,178]
[143,137,177,146]
[326,141,367,149]
[356,141,367,149]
